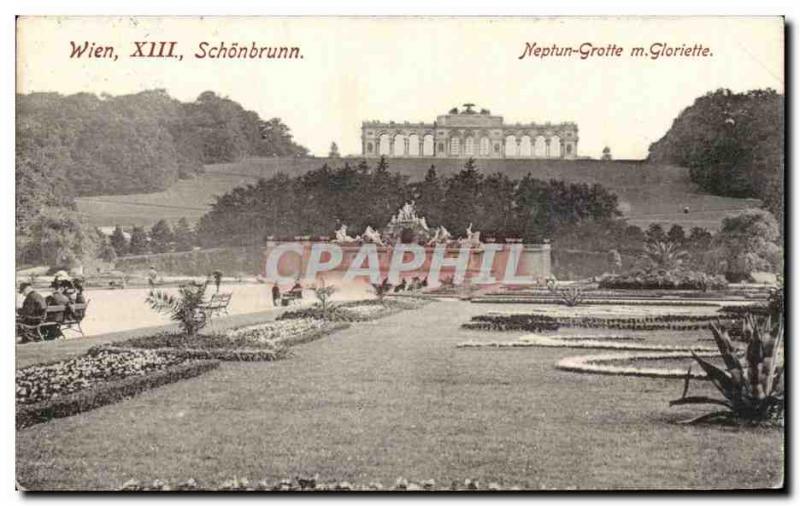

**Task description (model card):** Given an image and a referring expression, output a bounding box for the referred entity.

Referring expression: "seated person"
[17,282,46,325]
[73,280,86,304]
[46,284,70,307]
[60,279,77,302]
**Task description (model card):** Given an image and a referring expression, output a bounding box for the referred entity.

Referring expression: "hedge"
[17,359,219,429]
[463,313,737,332]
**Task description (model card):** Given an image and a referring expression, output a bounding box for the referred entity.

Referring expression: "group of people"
[17,274,87,340]
[271,279,304,306]
[392,276,428,293]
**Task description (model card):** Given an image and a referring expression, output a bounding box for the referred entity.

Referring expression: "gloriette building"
[361,103,578,159]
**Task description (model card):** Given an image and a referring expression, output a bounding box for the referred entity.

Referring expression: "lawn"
[16,300,783,490]
[75,157,759,230]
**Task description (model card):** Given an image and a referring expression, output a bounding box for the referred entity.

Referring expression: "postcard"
[15,16,784,491]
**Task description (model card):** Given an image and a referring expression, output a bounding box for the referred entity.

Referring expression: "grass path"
[16,300,782,490]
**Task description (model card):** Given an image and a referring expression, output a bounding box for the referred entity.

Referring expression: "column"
[418,137,424,157]
[545,138,551,158]
[515,138,521,159]
[389,137,395,157]
[560,139,566,159]
[404,137,410,156]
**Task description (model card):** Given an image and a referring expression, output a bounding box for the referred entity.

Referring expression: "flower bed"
[556,351,719,379]
[17,350,218,429]
[278,298,428,323]
[97,319,349,361]
[120,476,513,491]
[463,312,736,332]
[457,334,721,379]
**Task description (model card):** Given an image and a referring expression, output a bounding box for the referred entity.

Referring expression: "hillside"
[76,156,760,231]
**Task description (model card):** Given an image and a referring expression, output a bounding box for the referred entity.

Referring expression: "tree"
[607,249,622,274]
[645,223,666,243]
[146,281,210,338]
[709,209,782,281]
[328,142,340,158]
[150,219,174,253]
[24,208,98,269]
[173,218,195,252]
[129,226,150,255]
[110,225,129,256]
[413,165,445,226]
[648,88,783,223]
[442,158,484,233]
[601,146,612,160]
[98,240,118,263]
[15,90,308,198]
[687,227,713,251]
[667,224,686,245]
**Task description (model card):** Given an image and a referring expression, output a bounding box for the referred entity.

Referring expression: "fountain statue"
[334,224,358,243]
[458,223,482,248]
[361,225,385,246]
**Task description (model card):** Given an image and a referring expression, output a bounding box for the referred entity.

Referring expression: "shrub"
[311,279,337,320]
[146,281,210,337]
[671,315,784,424]
[598,270,728,291]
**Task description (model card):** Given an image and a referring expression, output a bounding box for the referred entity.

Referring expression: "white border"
[3,1,795,504]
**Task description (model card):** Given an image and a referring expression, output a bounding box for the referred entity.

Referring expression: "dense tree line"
[16,89,307,265]
[17,89,307,197]
[195,157,622,247]
[648,88,784,224]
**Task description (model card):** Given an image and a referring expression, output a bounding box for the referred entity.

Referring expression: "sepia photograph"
[13,15,785,492]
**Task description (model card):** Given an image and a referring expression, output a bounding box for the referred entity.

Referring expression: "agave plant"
[558,287,584,307]
[146,281,210,338]
[546,278,584,307]
[671,314,784,424]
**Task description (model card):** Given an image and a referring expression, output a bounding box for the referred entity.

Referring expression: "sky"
[16,16,784,159]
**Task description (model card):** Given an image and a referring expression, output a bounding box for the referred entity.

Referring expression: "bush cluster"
[598,270,728,291]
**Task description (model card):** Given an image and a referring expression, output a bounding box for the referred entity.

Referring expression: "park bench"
[197,292,232,318]
[281,290,303,306]
[16,302,89,343]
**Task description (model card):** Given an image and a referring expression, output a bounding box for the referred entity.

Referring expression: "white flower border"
[457,334,720,379]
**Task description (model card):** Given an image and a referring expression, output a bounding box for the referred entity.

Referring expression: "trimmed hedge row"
[718,305,770,317]
[17,359,219,429]
[470,297,722,307]
[463,314,560,332]
[598,271,728,291]
[463,313,736,332]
